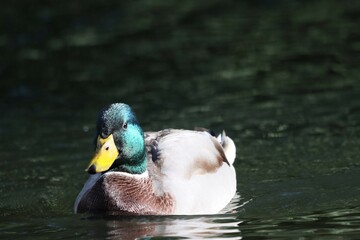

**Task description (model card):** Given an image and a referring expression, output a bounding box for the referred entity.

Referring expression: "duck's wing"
[145,129,235,176]
[144,129,237,214]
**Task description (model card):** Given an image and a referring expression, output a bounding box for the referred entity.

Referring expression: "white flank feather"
[157,130,237,215]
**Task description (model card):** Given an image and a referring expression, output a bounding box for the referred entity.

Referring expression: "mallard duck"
[74,103,237,215]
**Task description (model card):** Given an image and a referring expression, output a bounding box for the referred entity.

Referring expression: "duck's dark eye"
[123,122,128,129]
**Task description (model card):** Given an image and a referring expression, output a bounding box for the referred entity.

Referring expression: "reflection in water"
[105,215,241,240]
[104,193,243,239]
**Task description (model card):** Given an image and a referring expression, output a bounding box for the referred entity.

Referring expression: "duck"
[74,103,237,215]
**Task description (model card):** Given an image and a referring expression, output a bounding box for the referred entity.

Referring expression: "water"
[1,0,360,239]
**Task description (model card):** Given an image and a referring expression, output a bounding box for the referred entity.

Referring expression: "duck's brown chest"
[75,174,175,215]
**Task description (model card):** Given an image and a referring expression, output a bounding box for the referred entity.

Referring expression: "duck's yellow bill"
[86,134,119,174]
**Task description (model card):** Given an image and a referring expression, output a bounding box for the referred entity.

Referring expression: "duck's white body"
[147,130,237,214]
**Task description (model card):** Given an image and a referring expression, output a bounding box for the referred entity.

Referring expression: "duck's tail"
[217,131,236,165]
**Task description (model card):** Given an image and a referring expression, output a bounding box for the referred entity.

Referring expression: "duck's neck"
[114,149,147,174]
[120,157,147,174]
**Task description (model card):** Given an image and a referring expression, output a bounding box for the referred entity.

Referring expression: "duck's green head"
[86,103,146,175]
